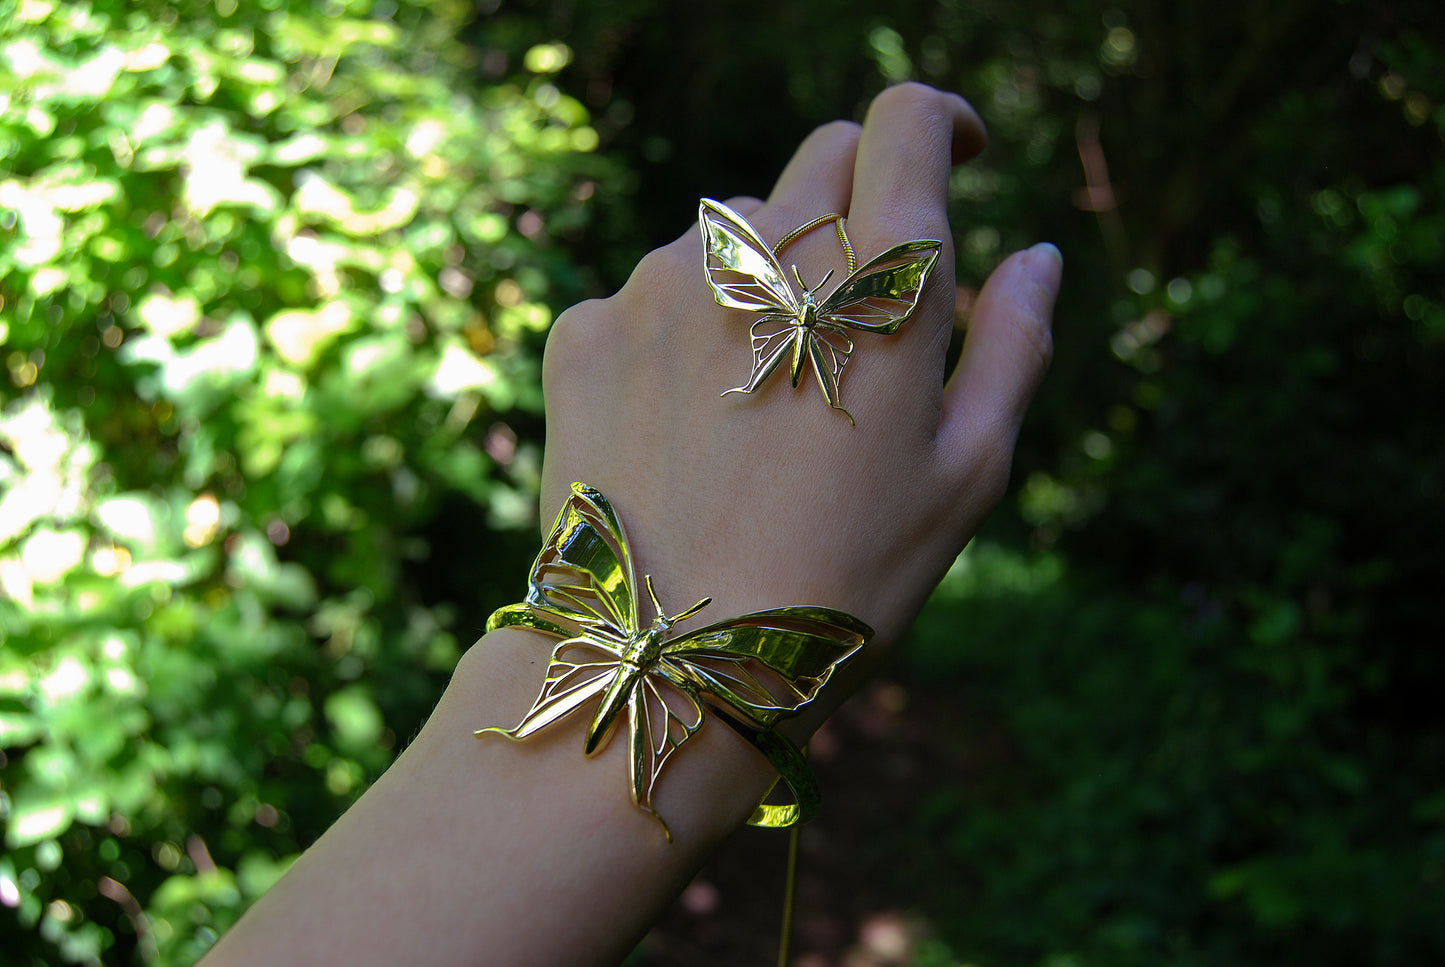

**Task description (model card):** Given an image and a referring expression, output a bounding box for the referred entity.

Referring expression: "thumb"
[940,242,1061,458]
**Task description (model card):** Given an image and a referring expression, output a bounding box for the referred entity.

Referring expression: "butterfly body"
[480,483,871,836]
[584,600,696,756]
[777,278,830,386]
[700,198,942,422]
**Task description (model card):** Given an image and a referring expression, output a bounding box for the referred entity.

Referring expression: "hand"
[199,82,1063,967]
[539,83,1061,718]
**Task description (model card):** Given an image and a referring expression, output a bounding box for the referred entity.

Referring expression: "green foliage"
[1,0,609,961]
[908,542,1444,966]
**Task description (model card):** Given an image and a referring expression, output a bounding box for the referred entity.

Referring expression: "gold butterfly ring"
[699,198,942,425]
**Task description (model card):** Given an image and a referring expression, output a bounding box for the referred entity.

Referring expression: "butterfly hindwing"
[723,316,798,396]
[803,325,855,415]
[490,638,621,742]
[628,672,705,837]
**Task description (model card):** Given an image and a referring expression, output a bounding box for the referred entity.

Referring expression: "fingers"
[674,120,858,266]
[848,83,986,247]
[939,243,1062,475]
[667,84,999,434]
[767,120,861,222]
[830,85,985,421]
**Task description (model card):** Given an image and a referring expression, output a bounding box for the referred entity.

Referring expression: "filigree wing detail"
[803,325,856,421]
[626,671,705,839]
[477,637,620,739]
[723,316,798,396]
[660,606,871,729]
[488,482,639,641]
[699,198,800,315]
[817,239,941,334]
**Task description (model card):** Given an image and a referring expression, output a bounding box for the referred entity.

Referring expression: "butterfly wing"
[722,316,800,397]
[699,197,800,316]
[816,238,941,334]
[480,484,645,786]
[478,637,621,741]
[625,670,705,840]
[801,326,857,423]
[487,482,639,642]
[660,606,871,729]
[657,607,870,827]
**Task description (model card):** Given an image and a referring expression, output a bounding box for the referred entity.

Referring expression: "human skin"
[199,82,1061,967]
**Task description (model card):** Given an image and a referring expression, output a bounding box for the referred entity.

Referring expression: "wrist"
[457,627,782,840]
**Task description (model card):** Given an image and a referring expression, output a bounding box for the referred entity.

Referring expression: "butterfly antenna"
[676,595,713,623]
[643,574,665,621]
[644,573,712,626]
[791,264,835,296]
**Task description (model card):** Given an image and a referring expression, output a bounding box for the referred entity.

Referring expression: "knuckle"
[1011,281,1057,373]
[851,204,951,268]
[542,299,607,389]
[863,204,946,246]
[967,436,1015,512]
[721,194,764,213]
[628,242,693,292]
[808,119,863,150]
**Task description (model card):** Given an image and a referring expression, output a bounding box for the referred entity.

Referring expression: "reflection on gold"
[481,483,871,838]
[699,198,940,424]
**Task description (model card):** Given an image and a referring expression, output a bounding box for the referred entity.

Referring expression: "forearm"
[202,627,776,967]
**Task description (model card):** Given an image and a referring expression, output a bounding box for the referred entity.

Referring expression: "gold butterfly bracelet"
[700,198,942,424]
[479,482,871,840]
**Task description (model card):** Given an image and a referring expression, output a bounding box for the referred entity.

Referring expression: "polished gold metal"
[700,197,941,424]
[773,212,857,273]
[479,482,870,840]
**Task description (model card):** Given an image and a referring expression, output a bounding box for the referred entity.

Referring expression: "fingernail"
[1023,242,1064,297]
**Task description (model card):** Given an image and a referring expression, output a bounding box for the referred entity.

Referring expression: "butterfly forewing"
[509,483,639,640]
[700,199,800,315]
[817,239,941,334]
[661,607,868,729]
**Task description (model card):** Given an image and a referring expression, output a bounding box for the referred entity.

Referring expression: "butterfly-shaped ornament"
[479,482,871,839]
[700,197,942,424]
